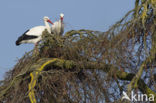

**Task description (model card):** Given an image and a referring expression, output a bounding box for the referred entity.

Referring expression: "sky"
[0,0,135,80]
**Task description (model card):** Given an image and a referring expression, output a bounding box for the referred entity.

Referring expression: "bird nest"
[0,29,111,103]
[0,1,156,102]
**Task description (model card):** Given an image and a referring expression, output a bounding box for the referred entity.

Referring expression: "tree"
[0,0,156,103]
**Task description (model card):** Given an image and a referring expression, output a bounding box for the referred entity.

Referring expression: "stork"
[16,16,53,50]
[51,13,64,36]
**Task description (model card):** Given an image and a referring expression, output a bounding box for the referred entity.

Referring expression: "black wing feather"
[16,29,38,46]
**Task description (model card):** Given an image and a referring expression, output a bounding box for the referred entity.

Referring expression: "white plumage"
[19,26,45,44]
[51,13,64,36]
[16,16,53,46]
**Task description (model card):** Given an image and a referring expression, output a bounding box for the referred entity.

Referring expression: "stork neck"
[44,21,51,33]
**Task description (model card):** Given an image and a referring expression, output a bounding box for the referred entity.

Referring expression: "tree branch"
[32,58,156,100]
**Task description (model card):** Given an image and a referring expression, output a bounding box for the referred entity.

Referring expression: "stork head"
[60,13,64,21]
[43,16,53,24]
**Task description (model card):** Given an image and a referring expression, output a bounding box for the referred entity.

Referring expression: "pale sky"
[0,0,135,80]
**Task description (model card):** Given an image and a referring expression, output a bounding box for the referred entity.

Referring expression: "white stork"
[51,13,64,36]
[16,16,53,47]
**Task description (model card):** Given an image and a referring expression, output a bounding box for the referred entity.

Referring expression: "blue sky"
[0,0,135,80]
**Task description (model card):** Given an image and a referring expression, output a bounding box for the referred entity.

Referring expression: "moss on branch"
[26,58,156,102]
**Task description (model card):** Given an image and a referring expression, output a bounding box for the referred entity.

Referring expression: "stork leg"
[33,41,40,56]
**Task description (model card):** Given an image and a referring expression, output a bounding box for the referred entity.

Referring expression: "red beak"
[61,17,63,22]
[47,19,53,24]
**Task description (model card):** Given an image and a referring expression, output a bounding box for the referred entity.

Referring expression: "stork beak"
[61,17,63,21]
[47,19,53,24]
